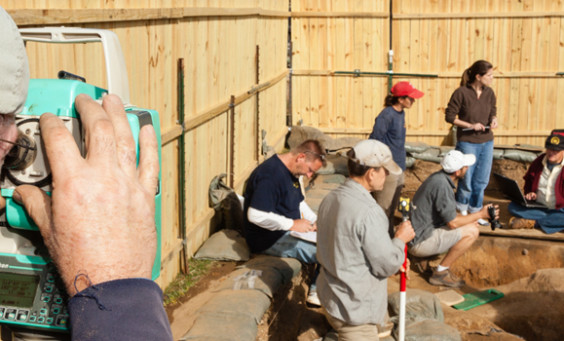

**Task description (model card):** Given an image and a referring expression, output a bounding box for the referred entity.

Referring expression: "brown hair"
[347,148,376,177]
[384,94,409,107]
[460,60,493,86]
[293,139,327,166]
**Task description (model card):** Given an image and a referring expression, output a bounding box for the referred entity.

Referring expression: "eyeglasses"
[305,150,326,161]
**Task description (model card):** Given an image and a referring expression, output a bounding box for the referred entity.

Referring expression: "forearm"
[247,207,294,231]
[447,211,485,228]
[452,118,474,129]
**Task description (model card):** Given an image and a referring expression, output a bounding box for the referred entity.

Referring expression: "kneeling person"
[409,150,497,287]
[316,140,415,340]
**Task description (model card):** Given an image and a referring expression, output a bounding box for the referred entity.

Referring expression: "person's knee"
[460,225,479,242]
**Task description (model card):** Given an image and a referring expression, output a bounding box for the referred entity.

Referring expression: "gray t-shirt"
[410,171,458,245]
[316,179,406,325]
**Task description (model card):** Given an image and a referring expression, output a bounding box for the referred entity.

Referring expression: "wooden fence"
[5,0,290,288]
[6,0,564,289]
[291,0,564,146]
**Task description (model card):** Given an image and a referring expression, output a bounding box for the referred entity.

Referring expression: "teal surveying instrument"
[0,27,162,333]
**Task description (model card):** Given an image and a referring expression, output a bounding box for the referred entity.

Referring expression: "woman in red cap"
[445,60,498,225]
[369,81,424,227]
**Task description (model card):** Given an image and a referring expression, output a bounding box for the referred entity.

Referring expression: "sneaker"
[477,218,490,226]
[429,268,465,288]
[460,210,468,216]
[306,291,321,307]
[508,217,536,229]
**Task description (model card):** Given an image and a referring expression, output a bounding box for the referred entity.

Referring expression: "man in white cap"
[0,7,172,340]
[316,139,415,340]
[409,150,497,287]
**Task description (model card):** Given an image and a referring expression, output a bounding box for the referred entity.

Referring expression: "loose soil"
[167,159,564,341]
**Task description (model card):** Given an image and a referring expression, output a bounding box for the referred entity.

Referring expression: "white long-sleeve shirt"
[247,201,317,231]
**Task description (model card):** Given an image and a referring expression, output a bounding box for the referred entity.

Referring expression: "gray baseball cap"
[0,6,29,116]
[351,139,401,175]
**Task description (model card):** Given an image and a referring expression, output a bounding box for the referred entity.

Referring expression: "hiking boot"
[429,268,465,288]
[508,217,536,229]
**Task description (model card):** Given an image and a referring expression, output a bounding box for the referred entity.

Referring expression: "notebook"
[493,173,547,209]
[289,231,317,243]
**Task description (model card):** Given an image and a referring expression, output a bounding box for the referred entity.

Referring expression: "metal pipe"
[255,45,260,160]
[229,95,236,188]
[177,58,188,274]
[388,0,394,91]
[333,70,438,78]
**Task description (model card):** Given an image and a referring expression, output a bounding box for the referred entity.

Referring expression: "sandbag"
[502,149,540,163]
[215,256,302,298]
[180,290,270,341]
[326,154,349,176]
[493,148,505,159]
[405,156,416,169]
[194,229,250,261]
[409,147,442,163]
[405,141,430,154]
[398,319,461,341]
[317,160,336,175]
[388,289,444,324]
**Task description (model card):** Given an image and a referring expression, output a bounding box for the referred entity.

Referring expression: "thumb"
[13,185,54,241]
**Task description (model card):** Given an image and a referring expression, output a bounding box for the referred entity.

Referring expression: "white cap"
[352,139,401,175]
[441,150,476,173]
[0,7,29,115]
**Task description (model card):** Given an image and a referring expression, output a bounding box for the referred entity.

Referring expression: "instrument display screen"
[0,272,40,308]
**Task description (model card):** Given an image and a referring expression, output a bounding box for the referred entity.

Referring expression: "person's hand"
[394,220,415,244]
[290,219,316,232]
[399,257,411,280]
[490,116,498,129]
[472,122,486,131]
[525,192,537,201]
[480,204,499,220]
[13,94,160,296]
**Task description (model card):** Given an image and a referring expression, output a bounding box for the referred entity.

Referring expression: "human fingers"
[137,124,159,195]
[39,113,82,177]
[13,185,54,242]
[102,94,137,177]
[311,222,318,231]
[74,94,117,166]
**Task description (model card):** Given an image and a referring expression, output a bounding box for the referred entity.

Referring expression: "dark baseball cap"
[546,129,564,151]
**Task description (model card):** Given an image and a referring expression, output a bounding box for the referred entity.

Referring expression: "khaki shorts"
[409,226,461,258]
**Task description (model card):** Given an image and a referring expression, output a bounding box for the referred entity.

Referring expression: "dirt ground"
[167,159,564,341]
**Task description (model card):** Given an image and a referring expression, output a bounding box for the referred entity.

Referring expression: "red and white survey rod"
[398,198,410,341]
[399,244,408,341]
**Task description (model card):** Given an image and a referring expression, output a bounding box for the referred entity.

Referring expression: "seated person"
[507,129,564,233]
[409,150,498,287]
[316,140,414,340]
[243,139,325,305]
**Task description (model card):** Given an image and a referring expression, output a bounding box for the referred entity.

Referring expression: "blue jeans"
[263,232,319,291]
[508,202,564,234]
[455,140,494,213]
